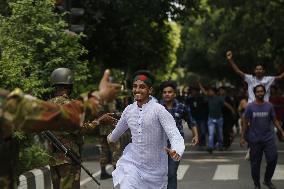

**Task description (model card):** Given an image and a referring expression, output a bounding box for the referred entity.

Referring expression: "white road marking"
[177,165,190,180]
[273,165,284,180]
[213,164,239,180]
[183,150,284,154]
[187,159,232,163]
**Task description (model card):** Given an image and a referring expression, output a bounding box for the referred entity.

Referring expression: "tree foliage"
[82,0,197,84]
[177,0,284,84]
[0,0,91,174]
[0,0,89,98]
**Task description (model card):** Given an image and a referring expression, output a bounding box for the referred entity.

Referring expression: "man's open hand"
[99,69,121,102]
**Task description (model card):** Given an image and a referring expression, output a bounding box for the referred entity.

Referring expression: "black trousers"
[249,138,278,186]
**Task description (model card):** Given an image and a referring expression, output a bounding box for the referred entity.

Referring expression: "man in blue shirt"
[241,84,284,189]
[160,80,198,189]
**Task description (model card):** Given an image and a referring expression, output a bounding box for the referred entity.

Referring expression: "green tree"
[177,0,284,83]
[82,0,199,86]
[0,0,91,173]
[0,0,89,98]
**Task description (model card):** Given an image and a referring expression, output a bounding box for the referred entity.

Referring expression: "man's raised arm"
[275,71,284,81]
[226,51,246,79]
[198,81,208,96]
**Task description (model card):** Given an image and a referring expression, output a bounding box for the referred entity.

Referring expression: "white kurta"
[108,98,185,189]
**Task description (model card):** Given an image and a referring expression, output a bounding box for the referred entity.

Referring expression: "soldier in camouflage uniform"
[0,69,120,189]
[48,68,83,189]
[99,100,122,179]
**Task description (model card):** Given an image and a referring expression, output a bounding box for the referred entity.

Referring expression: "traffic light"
[68,0,85,33]
[55,0,65,13]
[55,0,85,33]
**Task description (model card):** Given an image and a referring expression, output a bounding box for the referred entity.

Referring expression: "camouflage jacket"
[0,88,101,188]
[48,95,83,166]
[0,88,101,140]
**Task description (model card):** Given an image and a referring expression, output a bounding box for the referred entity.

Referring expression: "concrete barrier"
[18,166,53,189]
[17,144,101,189]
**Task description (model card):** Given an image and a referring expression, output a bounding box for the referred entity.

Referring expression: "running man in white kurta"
[107,70,185,189]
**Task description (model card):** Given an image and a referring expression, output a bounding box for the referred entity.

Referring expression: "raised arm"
[275,71,284,81]
[198,81,208,96]
[226,51,246,79]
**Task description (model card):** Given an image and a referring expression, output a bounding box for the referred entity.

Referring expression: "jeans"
[196,119,207,146]
[167,155,180,189]
[208,117,224,149]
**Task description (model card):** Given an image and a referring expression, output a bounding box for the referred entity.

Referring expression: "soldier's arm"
[1,69,121,138]
[80,121,100,134]
[0,93,80,138]
[80,113,118,134]
[9,92,117,134]
[8,91,100,133]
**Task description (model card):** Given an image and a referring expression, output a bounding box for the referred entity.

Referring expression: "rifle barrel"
[42,131,101,185]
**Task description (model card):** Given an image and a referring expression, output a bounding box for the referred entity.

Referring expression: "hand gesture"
[99,69,121,102]
[165,147,181,161]
[240,137,246,147]
[226,51,233,61]
[95,113,118,127]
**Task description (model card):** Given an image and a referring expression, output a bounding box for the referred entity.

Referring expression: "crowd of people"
[1,50,284,189]
[104,51,284,189]
[104,64,284,189]
[174,83,284,147]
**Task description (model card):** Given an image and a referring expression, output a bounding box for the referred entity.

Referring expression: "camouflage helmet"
[51,68,74,86]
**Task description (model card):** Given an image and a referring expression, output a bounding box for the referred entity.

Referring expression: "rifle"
[42,131,100,186]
